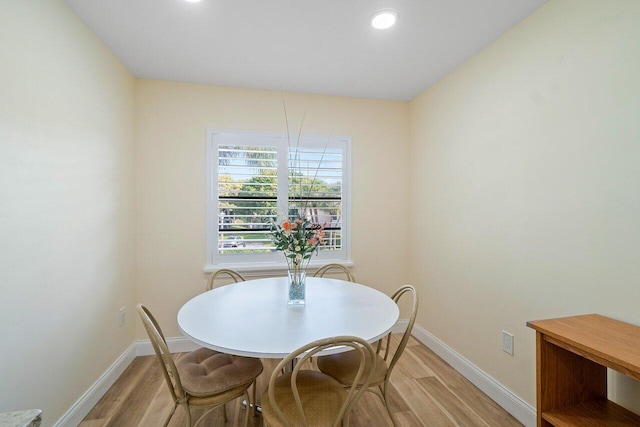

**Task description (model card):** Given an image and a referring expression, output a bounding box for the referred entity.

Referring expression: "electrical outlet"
[119,306,126,327]
[502,330,514,355]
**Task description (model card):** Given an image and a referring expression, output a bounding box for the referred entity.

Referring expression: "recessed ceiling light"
[371,9,398,30]
[183,0,202,3]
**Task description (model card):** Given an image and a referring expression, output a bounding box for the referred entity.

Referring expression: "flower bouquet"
[270,218,325,304]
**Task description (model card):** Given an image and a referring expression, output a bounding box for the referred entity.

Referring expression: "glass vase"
[287,265,306,305]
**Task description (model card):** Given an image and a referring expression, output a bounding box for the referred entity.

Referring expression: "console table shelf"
[527,314,640,427]
[543,399,640,426]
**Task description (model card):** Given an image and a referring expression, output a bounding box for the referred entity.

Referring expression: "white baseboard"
[135,336,199,356]
[401,320,536,427]
[54,343,137,427]
[57,325,535,427]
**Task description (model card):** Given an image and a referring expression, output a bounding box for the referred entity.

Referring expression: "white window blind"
[217,145,278,253]
[207,130,350,268]
[288,146,343,252]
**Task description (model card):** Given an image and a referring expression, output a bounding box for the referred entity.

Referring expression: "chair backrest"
[136,304,186,403]
[268,336,375,427]
[206,268,245,291]
[378,285,418,377]
[312,263,356,282]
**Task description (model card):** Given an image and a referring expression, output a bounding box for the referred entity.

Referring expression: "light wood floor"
[80,335,523,426]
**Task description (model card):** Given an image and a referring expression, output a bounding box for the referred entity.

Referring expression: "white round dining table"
[177,276,399,358]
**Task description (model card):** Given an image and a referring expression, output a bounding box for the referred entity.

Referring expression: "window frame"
[205,129,352,273]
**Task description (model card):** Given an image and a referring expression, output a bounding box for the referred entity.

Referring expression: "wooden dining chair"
[261,336,376,427]
[206,268,245,291]
[137,304,263,427]
[316,285,418,426]
[312,263,356,282]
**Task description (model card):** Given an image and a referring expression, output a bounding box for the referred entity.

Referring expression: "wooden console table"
[527,314,640,427]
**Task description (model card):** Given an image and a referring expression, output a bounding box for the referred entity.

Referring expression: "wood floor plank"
[411,344,522,426]
[417,376,489,427]
[382,380,412,414]
[389,368,456,426]
[136,379,176,426]
[349,392,393,427]
[77,419,110,427]
[393,410,428,427]
[394,346,437,379]
[103,356,168,427]
[82,335,523,426]
[82,356,159,423]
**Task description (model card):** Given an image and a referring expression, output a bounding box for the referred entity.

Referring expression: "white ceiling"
[64,0,546,101]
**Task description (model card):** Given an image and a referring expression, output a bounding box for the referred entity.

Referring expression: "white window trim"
[205,130,352,274]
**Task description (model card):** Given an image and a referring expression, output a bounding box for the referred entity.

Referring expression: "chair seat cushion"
[317,349,387,387]
[176,347,263,397]
[261,370,347,426]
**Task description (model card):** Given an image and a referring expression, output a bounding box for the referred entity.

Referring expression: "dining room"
[2,1,640,426]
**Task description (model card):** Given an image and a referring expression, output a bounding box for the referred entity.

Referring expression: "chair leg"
[243,390,251,427]
[194,406,222,427]
[342,413,351,426]
[163,402,178,427]
[252,380,258,417]
[380,383,398,427]
[367,386,397,427]
[181,402,192,427]
[370,386,386,405]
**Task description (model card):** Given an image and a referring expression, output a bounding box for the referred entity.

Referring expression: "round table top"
[177,276,399,358]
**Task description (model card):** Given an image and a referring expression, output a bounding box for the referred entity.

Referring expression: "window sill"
[204,260,354,278]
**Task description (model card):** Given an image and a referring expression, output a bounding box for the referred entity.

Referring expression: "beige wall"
[409,0,640,409]
[0,1,135,424]
[134,80,411,337]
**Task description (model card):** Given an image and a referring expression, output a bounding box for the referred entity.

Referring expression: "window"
[206,130,351,269]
